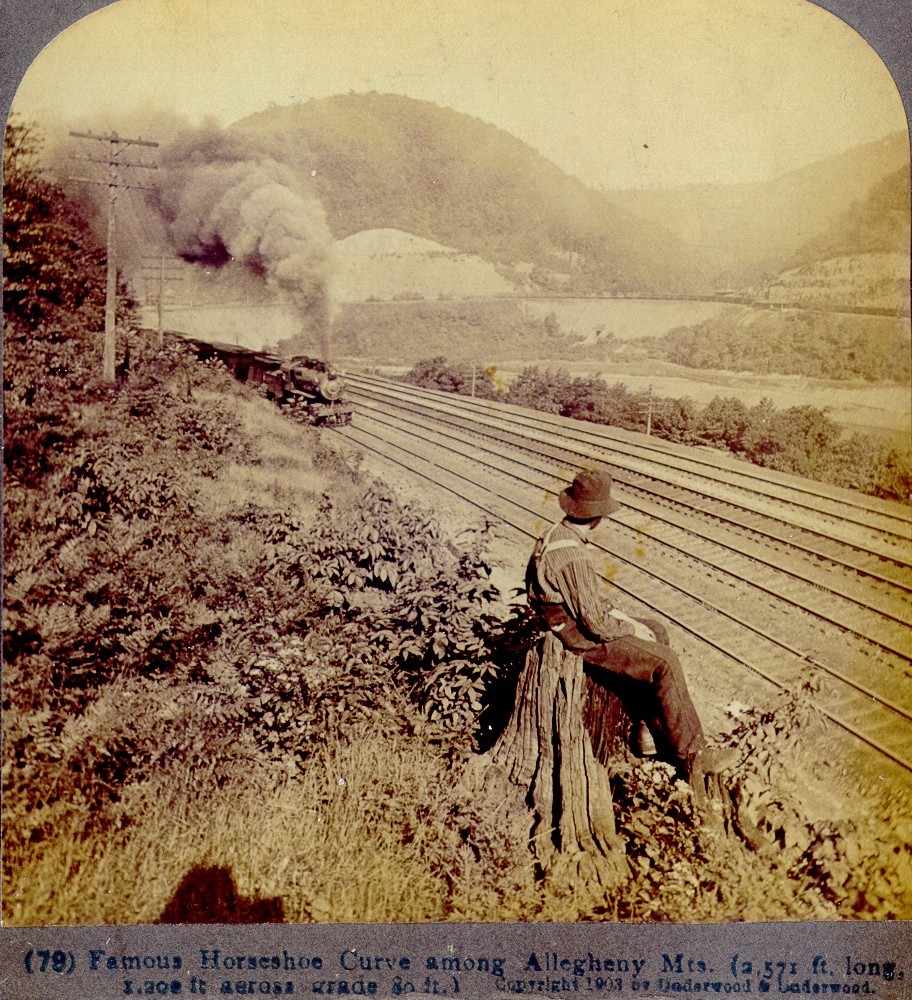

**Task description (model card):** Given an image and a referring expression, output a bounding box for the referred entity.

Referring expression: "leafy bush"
[405,355,498,399]
[5,292,515,891]
[300,487,505,730]
[419,360,910,502]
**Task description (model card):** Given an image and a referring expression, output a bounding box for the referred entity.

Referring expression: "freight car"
[178,335,353,426]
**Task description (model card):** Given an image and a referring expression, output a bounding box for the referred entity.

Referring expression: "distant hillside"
[333,228,515,301]
[231,93,699,295]
[763,253,909,313]
[608,132,909,290]
[789,163,911,266]
[757,163,911,312]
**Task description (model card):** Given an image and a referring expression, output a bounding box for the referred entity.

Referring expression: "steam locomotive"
[179,335,354,426]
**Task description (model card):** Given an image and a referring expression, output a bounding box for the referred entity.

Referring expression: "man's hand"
[609,608,657,642]
[631,621,657,643]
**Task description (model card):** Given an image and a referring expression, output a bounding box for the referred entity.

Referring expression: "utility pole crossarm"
[69,176,158,192]
[69,128,160,383]
[69,129,159,149]
[70,153,158,170]
[139,252,184,348]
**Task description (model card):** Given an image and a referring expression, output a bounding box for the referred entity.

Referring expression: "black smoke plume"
[154,125,334,351]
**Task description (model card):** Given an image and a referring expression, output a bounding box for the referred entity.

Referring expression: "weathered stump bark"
[492,632,628,881]
[584,672,633,766]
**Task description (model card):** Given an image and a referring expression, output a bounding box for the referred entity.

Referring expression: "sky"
[9,0,909,190]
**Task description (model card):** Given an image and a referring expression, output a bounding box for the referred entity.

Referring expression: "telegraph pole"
[70,130,159,383]
[139,253,183,348]
[639,383,666,436]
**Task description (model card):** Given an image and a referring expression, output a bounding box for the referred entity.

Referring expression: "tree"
[695,396,749,452]
[741,398,782,465]
[404,356,498,399]
[503,367,570,414]
[653,397,696,443]
[3,117,107,325]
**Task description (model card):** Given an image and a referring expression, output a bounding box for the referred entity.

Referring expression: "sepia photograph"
[2,0,911,938]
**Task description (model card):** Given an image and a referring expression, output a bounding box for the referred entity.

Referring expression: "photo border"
[1,0,910,994]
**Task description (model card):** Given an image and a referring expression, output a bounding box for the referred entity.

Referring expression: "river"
[516,297,744,341]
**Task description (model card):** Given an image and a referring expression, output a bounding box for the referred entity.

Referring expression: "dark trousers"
[556,618,705,761]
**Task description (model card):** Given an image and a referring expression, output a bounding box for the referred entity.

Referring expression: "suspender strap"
[533,522,584,561]
[540,538,580,556]
[530,522,586,634]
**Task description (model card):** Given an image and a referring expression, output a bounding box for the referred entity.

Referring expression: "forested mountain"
[230,93,701,295]
[608,132,908,290]
[754,162,911,313]
[129,95,906,301]
[787,163,911,268]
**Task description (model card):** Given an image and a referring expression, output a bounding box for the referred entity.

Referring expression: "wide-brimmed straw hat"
[559,468,621,519]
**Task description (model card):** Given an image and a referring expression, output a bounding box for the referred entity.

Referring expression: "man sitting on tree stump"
[527,467,738,793]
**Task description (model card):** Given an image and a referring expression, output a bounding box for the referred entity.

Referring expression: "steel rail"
[351,392,912,652]
[350,385,912,620]
[351,397,912,702]
[335,419,912,776]
[348,378,912,588]
[350,372,912,548]
[349,371,912,535]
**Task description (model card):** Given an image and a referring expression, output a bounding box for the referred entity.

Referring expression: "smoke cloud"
[154,126,335,353]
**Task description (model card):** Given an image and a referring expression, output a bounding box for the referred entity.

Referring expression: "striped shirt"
[526,519,634,641]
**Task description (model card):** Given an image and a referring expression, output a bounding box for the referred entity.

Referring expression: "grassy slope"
[2,328,538,924]
[4,327,911,925]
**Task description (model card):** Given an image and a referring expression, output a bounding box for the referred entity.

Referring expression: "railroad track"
[336,372,912,776]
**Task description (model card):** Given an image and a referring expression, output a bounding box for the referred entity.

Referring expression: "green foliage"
[300,487,505,730]
[648,311,911,383]
[5,279,907,923]
[405,355,499,398]
[791,164,911,265]
[502,366,569,413]
[3,327,265,847]
[695,396,749,452]
[3,118,108,326]
[4,290,514,887]
[333,298,586,363]
[3,119,143,492]
[499,366,911,502]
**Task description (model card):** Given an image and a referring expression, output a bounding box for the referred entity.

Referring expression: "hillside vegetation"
[322,298,586,362]
[608,131,909,291]
[641,157,911,384]
[406,359,912,502]
[645,310,911,383]
[788,164,911,270]
[5,121,911,923]
[231,93,699,295]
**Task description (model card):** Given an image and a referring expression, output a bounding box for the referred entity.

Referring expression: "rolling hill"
[134,94,907,312]
[607,131,909,291]
[229,93,702,295]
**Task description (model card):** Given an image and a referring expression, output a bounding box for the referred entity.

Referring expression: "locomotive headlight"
[319,375,344,400]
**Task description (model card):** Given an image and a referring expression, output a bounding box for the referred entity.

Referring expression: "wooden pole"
[104,142,118,383]
[157,254,165,349]
[69,129,159,383]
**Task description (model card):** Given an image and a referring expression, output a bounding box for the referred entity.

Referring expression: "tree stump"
[584,672,633,766]
[491,632,628,881]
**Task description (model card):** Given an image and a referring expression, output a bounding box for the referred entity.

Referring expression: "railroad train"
[178,335,354,426]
